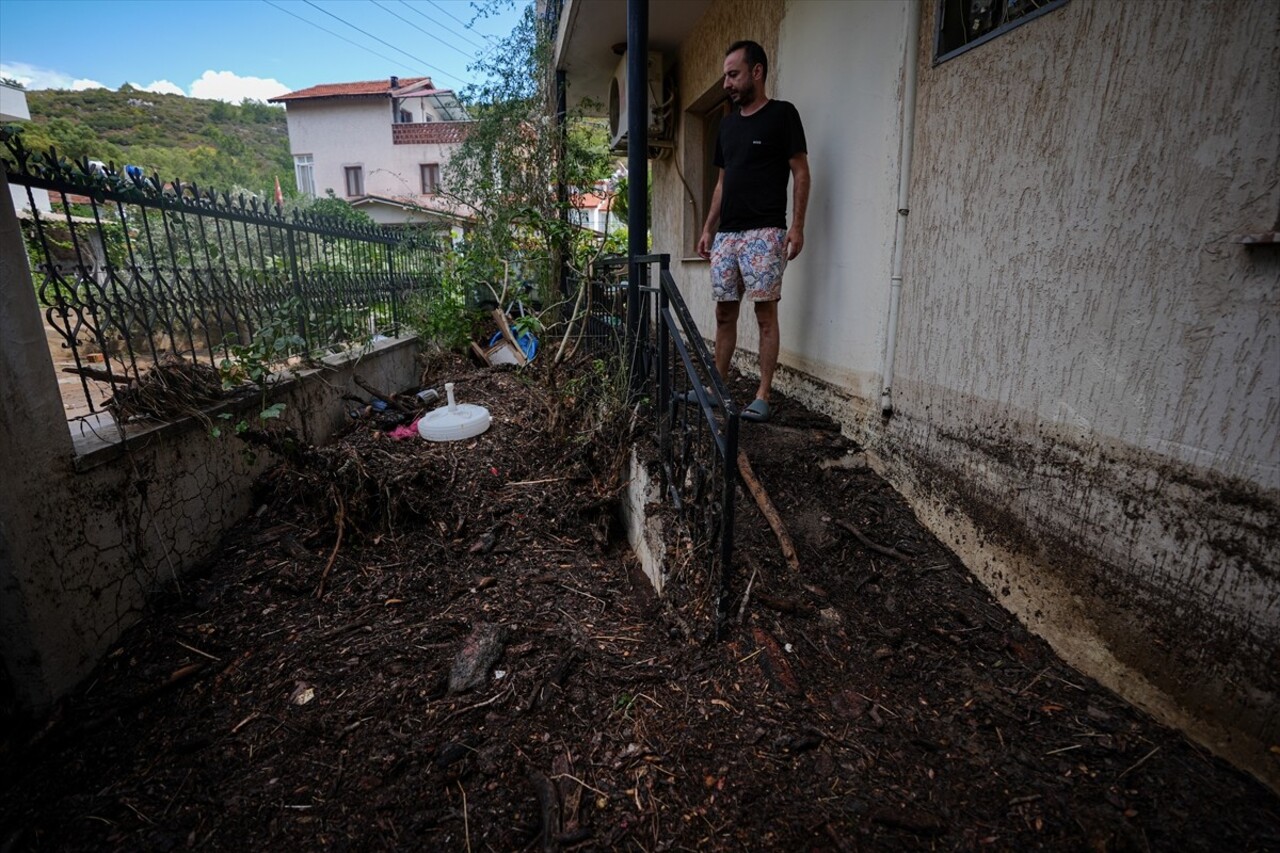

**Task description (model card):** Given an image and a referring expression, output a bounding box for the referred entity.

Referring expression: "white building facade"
[270,76,472,227]
[0,83,51,215]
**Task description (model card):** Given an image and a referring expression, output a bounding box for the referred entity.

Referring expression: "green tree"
[442,3,613,328]
[209,101,233,122]
[17,117,124,164]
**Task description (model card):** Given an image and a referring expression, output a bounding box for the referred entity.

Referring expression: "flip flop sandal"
[681,388,721,408]
[742,398,771,422]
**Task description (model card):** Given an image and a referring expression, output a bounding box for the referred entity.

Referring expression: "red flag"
[274,176,284,208]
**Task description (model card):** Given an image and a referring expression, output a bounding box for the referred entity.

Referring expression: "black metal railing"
[2,131,443,418]
[594,254,740,635]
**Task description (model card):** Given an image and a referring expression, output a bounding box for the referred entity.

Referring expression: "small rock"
[819,607,843,625]
[289,682,315,706]
[831,689,871,720]
[449,622,509,693]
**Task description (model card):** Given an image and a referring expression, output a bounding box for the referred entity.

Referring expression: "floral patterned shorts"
[710,227,787,302]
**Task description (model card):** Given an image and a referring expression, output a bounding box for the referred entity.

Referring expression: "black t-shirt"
[714,99,807,232]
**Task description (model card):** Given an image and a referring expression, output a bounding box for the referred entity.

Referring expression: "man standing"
[697,40,809,423]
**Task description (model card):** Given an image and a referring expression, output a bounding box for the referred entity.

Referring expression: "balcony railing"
[594,254,740,636]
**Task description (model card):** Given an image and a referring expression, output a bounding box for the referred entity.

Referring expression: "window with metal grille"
[421,163,440,194]
[344,166,363,197]
[935,0,1069,64]
[294,154,315,198]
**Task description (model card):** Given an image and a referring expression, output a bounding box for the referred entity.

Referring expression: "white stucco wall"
[885,0,1279,775]
[284,99,457,205]
[771,0,907,399]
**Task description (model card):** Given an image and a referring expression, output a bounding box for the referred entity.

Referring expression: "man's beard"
[729,81,755,105]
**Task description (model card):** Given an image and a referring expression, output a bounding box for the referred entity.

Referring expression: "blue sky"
[0,0,529,101]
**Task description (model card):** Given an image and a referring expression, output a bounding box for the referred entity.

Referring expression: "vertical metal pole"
[626,0,648,396]
[285,227,305,344]
[657,255,670,455]
[386,241,398,337]
[555,69,570,307]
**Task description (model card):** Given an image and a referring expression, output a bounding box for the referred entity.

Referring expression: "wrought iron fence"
[2,131,444,419]
[594,254,740,635]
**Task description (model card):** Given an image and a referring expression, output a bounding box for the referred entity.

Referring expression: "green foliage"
[18,87,292,197]
[212,301,307,440]
[441,3,615,314]
[400,251,483,351]
[219,300,307,388]
[304,191,378,227]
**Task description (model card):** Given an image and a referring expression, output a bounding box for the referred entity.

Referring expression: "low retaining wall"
[0,176,425,714]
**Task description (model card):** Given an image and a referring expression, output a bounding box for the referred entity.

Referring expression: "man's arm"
[697,170,724,260]
[786,152,810,260]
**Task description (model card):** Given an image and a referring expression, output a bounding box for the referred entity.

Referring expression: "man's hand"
[785,225,804,260]
[697,231,714,260]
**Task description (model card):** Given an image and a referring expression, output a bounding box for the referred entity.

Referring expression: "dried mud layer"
[1,360,1277,852]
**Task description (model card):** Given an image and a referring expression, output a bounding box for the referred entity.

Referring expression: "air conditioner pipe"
[880,0,922,416]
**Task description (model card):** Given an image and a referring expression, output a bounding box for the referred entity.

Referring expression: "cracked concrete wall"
[0,171,423,713]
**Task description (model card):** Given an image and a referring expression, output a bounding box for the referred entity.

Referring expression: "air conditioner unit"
[608,51,665,153]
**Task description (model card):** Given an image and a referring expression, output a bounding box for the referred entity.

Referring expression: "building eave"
[551,0,711,115]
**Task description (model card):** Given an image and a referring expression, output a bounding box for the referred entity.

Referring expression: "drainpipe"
[880,0,922,416]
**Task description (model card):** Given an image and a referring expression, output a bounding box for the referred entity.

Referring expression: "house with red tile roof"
[269,76,474,229]
[569,180,623,235]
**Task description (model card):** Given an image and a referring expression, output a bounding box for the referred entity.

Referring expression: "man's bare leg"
[753,299,779,402]
[714,300,740,384]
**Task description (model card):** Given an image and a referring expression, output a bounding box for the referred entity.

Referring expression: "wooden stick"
[491,308,528,365]
[62,365,133,384]
[736,554,760,624]
[315,493,346,598]
[353,375,410,412]
[833,519,907,561]
[737,451,801,572]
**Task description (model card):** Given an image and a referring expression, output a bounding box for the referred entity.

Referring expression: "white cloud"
[188,70,289,104]
[0,62,290,105]
[137,80,185,97]
[1,61,105,91]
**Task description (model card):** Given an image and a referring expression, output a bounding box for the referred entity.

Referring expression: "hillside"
[14,86,293,197]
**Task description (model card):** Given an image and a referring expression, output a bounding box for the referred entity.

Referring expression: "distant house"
[269,76,473,230]
[570,179,622,234]
[0,82,51,215]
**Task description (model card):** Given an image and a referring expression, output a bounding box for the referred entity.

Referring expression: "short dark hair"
[726,40,768,81]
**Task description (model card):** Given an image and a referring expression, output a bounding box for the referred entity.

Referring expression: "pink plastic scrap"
[387,418,422,440]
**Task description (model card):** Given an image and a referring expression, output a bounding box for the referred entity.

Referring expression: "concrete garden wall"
[0,172,423,714]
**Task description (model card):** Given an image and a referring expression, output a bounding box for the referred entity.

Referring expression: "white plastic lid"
[418,382,492,442]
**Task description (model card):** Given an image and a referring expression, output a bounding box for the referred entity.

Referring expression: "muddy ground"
[1,354,1277,851]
